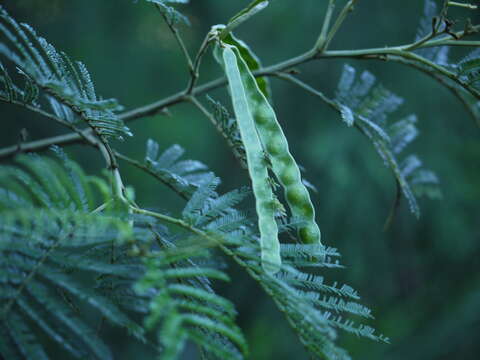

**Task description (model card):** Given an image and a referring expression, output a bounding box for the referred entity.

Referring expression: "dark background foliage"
[1,1,479,359]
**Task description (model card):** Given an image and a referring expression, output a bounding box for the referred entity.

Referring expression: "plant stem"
[320,0,357,52]
[185,34,213,94]
[273,72,339,110]
[0,130,88,158]
[157,5,194,73]
[314,0,336,52]
[2,24,480,160]
[448,1,478,9]
[387,55,480,126]
[132,207,207,238]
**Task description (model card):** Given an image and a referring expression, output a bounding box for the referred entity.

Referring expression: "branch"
[322,46,480,99]
[2,26,480,160]
[185,34,213,94]
[0,131,88,158]
[4,99,73,128]
[447,1,478,10]
[383,180,402,231]
[387,55,480,126]
[314,0,337,52]
[1,97,98,146]
[156,4,194,73]
[319,0,358,52]
[272,72,339,111]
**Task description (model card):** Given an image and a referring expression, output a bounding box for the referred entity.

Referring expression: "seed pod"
[226,45,322,254]
[222,45,281,274]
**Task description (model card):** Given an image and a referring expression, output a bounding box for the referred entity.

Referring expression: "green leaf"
[0,153,143,359]
[182,176,220,224]
[144,140,213,199]
[168,284,236,315]
[0,61,15,101]
[182,314,248,355]
[457,49,480,88]
[223,0,269,36]
[4,311,49,360]
[38,267,144,341]
[24,281,112,360]
[0,6,131,140]
[334,64,441,218]
[145,0,190,26]
[188,328,243,360]
[164,267,230,282]
[339,104,354,126]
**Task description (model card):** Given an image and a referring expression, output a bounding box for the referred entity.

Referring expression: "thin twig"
[273,72,339,111]
[314,0,337,52]
[323,47,480,99]
[383,180,402,231]
[424,39,480,47]
[273,72,376,148]
[448,1,478,10]
[320,0,358,52]
[2,25,480,160]
[386,55,480,126]
[156,5,194,73]
[274,72,377,147]
[5,99,74,128]
[405,22,444,52]
[0,130,88,158]
[185,34,213,94]
[1,97,97,148]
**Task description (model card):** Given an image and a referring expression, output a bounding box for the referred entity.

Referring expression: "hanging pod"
[222,44,281,274]
[221,42,323,264]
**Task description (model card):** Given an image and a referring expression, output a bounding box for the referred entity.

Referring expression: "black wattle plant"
[1,0,478,359]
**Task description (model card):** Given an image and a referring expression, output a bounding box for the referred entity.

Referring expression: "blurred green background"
[1,1,479,359]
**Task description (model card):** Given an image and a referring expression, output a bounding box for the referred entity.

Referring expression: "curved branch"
[386,55,480,127]
[2,30,480,160]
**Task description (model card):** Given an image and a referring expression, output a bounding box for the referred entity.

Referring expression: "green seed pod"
[226,46,323,254]
[222,45,281,274]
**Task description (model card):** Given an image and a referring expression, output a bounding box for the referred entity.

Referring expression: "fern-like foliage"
[411,0,480,124]
[0,150,145,360]
[230,238,389,360]
[136,236,248,360]
[0,6,130,140]
[136,139,387,360]
[133,175,252,359]
[456,49,480,90]
[0,144,388,360]
[445,49,480,124]
[144,139,218,199]
[0,4,395,359]
[335,64,441,217]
